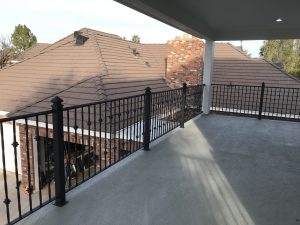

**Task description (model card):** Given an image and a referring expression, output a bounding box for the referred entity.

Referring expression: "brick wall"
[166,34,204,87]
[19,125,35,194]
[19,125,142,194]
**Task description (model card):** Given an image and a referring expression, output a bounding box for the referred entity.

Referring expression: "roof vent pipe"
[73,31,89,45]
[132,48,140,57]
[74,31,80,38]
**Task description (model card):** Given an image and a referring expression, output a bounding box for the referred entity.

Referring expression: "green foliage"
[242,49,251,57]
[11,24,37,52]
[260,40,300,79]
[131,35,141,44]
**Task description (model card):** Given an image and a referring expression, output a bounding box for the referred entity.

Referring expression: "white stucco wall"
[0,122,22,174]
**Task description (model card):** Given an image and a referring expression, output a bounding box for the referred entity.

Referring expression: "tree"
[11,24,37,53]
[0,35,14,69]
[131,35,141,44]
[242,49,251,57]
[260,40,300,79]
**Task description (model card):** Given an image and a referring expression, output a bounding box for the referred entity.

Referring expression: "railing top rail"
[263,85,300,90]
[212,83,300,90]
[0,109,54,123]
[151,84,205,95]
[64,86,195,111]
[63,93,145,111]
[212,83,261,88]
[151,88,181,95]
[0,87,187,123]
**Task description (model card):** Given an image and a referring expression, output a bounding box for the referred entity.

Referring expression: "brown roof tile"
[1,29,299,117]
[1,28,171,116]
[15,43,50,61]
[213,43,300,87]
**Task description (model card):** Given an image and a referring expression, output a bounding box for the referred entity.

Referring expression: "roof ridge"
[89,29,131,44]
[1,33,75,71]
[95,76,107,99]
[84,28,122,39]
[87,29,109,100]
[86,28,164,46]
[143,43,166,46]
[262,58,300,83]
[8,75,100,116]
[226,43,252,59]
[19,43,49,53]
[33,34,75,56]
[14,43,51,61]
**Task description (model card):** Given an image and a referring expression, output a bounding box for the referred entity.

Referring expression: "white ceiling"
[114,0,300,40]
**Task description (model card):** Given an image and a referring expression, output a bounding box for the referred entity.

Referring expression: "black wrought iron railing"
[0,84,203,225]
[211,83,300,121]
[1,81,298,224]
[0,110,56,225]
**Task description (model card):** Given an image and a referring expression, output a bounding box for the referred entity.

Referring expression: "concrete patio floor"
[18,115,300,225]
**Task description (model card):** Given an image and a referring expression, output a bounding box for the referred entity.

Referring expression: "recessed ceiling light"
[276,18,283,22]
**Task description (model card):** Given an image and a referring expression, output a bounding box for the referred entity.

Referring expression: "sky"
[0,0,264,57]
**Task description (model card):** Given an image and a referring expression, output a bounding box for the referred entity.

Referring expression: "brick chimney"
[166,33,204,87]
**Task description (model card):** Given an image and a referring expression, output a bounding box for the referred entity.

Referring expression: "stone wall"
[166,34,204,87]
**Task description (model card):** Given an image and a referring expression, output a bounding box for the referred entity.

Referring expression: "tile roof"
[0,29,299,117]
[15,43,51,61]
[164,41,299,87]
[213,43,300,87]
[0,28,171,116]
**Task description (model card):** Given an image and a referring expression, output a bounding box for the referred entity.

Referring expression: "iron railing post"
[143,87,151,151]
[258,82,265,120]
[180,83,187,128]
[51,96,66,206]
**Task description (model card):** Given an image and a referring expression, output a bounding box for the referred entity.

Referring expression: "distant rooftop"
[0,28,170,115]
[0,28,298,116]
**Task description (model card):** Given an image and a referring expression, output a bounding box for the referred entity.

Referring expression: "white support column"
[202,39,215,114]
